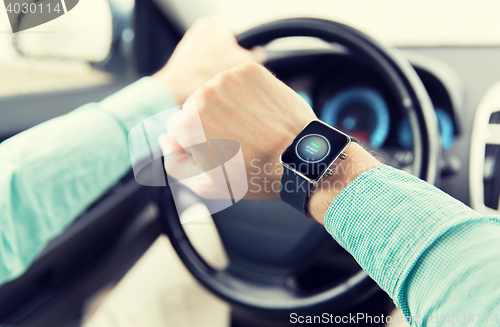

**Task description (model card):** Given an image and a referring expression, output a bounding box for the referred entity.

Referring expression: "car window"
[0,0,113,98]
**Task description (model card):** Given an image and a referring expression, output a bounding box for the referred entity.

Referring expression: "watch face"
[280,120,350,182]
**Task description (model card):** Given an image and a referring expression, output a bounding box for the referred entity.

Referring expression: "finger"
[165,109,185,146]
[250,46,267,64]
[158,133,203,181]
[167,102,207,148]
[158,132,182,154]
[159,134,222,199]
[171,140,241,200]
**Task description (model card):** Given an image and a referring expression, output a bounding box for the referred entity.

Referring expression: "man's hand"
[153,16,266,104]
[159,62,382,222]
[159,62,316,200]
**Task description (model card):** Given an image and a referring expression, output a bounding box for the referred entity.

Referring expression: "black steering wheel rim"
[157,18,439,314]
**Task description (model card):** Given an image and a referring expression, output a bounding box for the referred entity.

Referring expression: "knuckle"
[191,86,217,116]
[233,61,264,76]
[197,85,217,102]
[215,70,234,87]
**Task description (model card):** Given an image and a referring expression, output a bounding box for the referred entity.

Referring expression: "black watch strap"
[280,167,311,214]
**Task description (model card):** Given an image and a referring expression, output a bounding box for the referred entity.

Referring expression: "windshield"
[162,0,500,46]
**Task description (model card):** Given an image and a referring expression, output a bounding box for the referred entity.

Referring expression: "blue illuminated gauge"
[321,88,390,147]
[397,117,413,149]
[397,108,455,150]
[435,109,455,150]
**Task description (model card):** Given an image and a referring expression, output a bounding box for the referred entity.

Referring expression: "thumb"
[158,133,180,155]
[158,133,202,181]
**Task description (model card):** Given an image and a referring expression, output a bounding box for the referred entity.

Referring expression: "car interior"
[0,0,499,326]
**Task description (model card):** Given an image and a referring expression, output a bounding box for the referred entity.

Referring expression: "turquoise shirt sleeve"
[324,165,500,326]
[0,77,177,285]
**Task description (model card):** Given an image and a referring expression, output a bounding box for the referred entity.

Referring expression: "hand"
[153,15,266,104]
[159,62,316,200]
[159,62,382,221]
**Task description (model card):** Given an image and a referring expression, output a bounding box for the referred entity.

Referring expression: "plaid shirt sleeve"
[324,165,500,326]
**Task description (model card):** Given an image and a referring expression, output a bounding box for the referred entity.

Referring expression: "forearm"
[406,221,500,325]
[0,77,176,285]
[315,155,500,324]
[0,108,131,285]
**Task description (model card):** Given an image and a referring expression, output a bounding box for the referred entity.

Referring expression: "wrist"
[152,66,198,105]
[307,143,383,224]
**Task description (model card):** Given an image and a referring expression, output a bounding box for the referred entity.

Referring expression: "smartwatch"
[279,120,355,215]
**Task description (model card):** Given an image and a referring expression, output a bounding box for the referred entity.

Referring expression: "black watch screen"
[280,120,351,182]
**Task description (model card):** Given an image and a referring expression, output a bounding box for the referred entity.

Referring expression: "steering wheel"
[156,18,439,315]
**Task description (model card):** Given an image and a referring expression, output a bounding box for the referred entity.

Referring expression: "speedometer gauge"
[320,88,390,147]
[397,108,455,150]
[435,109,455,150]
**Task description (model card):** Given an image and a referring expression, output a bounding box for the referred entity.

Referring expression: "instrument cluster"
[286,55,459,152]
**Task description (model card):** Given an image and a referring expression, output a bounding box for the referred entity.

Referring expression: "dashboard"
[1,4,500,323]
[268,51,462,172]
[265,47,500,215]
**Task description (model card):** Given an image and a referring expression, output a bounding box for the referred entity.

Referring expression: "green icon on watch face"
[296,134,331,163]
